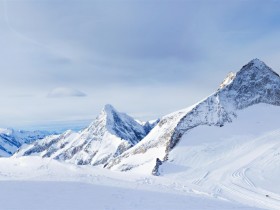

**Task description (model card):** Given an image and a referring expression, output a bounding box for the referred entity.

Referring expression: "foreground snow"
[0,157,262,210]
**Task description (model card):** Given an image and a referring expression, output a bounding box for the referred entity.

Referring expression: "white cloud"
[47,87,86,98]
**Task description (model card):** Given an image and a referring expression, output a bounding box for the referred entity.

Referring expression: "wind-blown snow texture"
[106,59,280,174]
[0,129,51,157]
[15,105,158,166]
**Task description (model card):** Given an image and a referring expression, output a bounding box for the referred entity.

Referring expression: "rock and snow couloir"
[15,104,159,166]
[105,58,280,174]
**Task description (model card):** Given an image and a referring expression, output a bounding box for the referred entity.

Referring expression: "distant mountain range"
[0,129,52,157]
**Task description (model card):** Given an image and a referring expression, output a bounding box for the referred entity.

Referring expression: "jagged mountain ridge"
[15,105,159,166]
[0,129,51,157]
[106,59,280,174]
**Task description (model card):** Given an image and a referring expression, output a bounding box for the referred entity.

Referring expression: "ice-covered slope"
[16,105,156,166]
[106,58,280,174]
[0,128,51,157]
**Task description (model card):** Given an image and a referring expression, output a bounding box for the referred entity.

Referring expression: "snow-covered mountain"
[0,129,51,157]
[106,58,280,175]
[15,105,159,166]
[7,58,280,210]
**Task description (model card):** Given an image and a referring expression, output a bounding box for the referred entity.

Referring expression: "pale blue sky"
[0,0,280,131]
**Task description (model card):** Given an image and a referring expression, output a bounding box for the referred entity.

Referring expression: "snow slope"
[0,157,262,210]
[106,59,280,175]
[160,103,280,210]
[0,129,51,157]
[15,105,157,166]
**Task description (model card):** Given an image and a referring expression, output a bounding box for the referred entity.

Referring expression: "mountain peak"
[248,58,266,68]
[240,58,268,74]
[240,58,279,77]
[99,104,120,121]
[103,104,117,114]
[219,59,279,92]
[218,58,280,110]
[89,104,149,146]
